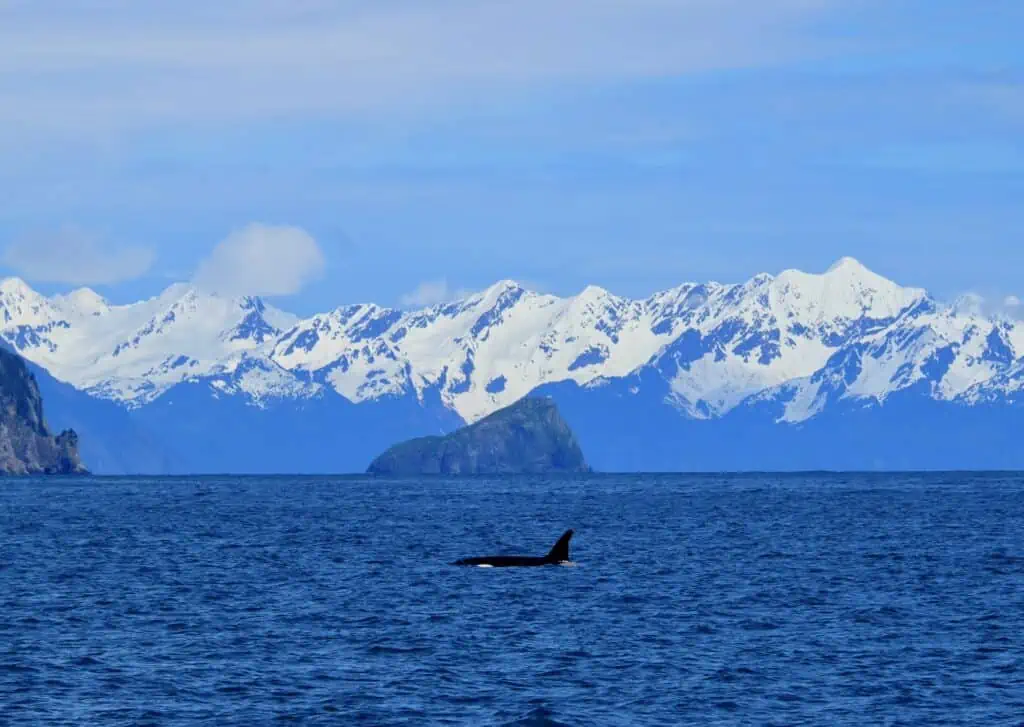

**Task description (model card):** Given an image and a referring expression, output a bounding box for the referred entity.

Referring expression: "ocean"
[1,473,1022,725]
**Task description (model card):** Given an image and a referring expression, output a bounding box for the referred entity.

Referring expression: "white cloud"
[1,227,155,285]
[399,279,471,308]
[1004,295,1023,320]
[0,0,838,136]
[953,291,1024,320]
[193,223,325,296]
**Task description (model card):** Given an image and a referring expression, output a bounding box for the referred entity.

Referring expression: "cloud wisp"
[952,290,1024,321]
[1,227,155,285]
[399,279,472,308]
[193,223,326,297]
[0,0,839,135]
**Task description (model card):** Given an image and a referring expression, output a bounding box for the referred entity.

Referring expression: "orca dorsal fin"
[545,529,574,562]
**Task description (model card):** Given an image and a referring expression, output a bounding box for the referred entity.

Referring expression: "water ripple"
[1,472,1023,725]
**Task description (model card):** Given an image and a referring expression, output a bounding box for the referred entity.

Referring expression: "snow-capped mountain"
[4,257,1021,420]
[0,277,304,405]
[2,258,1022,473]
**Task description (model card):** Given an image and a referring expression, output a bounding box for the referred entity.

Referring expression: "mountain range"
[3,257,1023,473]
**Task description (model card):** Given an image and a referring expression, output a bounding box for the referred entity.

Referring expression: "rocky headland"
[0,346,87,475]
[367,397,590,475]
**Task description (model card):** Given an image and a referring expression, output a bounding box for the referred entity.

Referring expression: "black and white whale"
[452,529,574,567]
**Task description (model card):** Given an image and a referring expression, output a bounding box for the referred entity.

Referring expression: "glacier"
[1,257,1022,473]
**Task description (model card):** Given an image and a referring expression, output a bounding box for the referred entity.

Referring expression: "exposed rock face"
[0,347,87,475]
[367,397,590,475]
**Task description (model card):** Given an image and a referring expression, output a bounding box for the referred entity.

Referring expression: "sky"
[0,0,1021,315]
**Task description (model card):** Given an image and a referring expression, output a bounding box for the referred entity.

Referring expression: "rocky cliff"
[366,397,590,475]
[0,346,87,475]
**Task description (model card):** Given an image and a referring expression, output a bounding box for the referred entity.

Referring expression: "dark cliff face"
[366,396,590,475]
[0,347,87,475]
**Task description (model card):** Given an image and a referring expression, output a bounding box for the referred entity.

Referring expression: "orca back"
[452,528,575,567]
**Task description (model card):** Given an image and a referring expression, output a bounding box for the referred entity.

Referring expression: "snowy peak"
[824,255,868,275]
[0,279,298,405]
[0,277,60,326]
[0,276,35,296]
[0,261,1020,423]
[481,279,523,297]
[772,257,924,325]
[57,288,110,316]
[575,284,612,302]
[228,295,292,344]
[640,259,933,419]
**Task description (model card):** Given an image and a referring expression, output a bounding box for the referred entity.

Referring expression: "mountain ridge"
[4,257,1017,420]
[1,258,1022,473]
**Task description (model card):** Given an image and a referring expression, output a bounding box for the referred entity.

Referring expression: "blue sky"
[0,0,1021,315]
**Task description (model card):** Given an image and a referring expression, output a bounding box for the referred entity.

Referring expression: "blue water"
[2,473,1022,725]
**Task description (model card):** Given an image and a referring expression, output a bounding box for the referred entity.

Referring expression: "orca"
[452,529,574,567]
